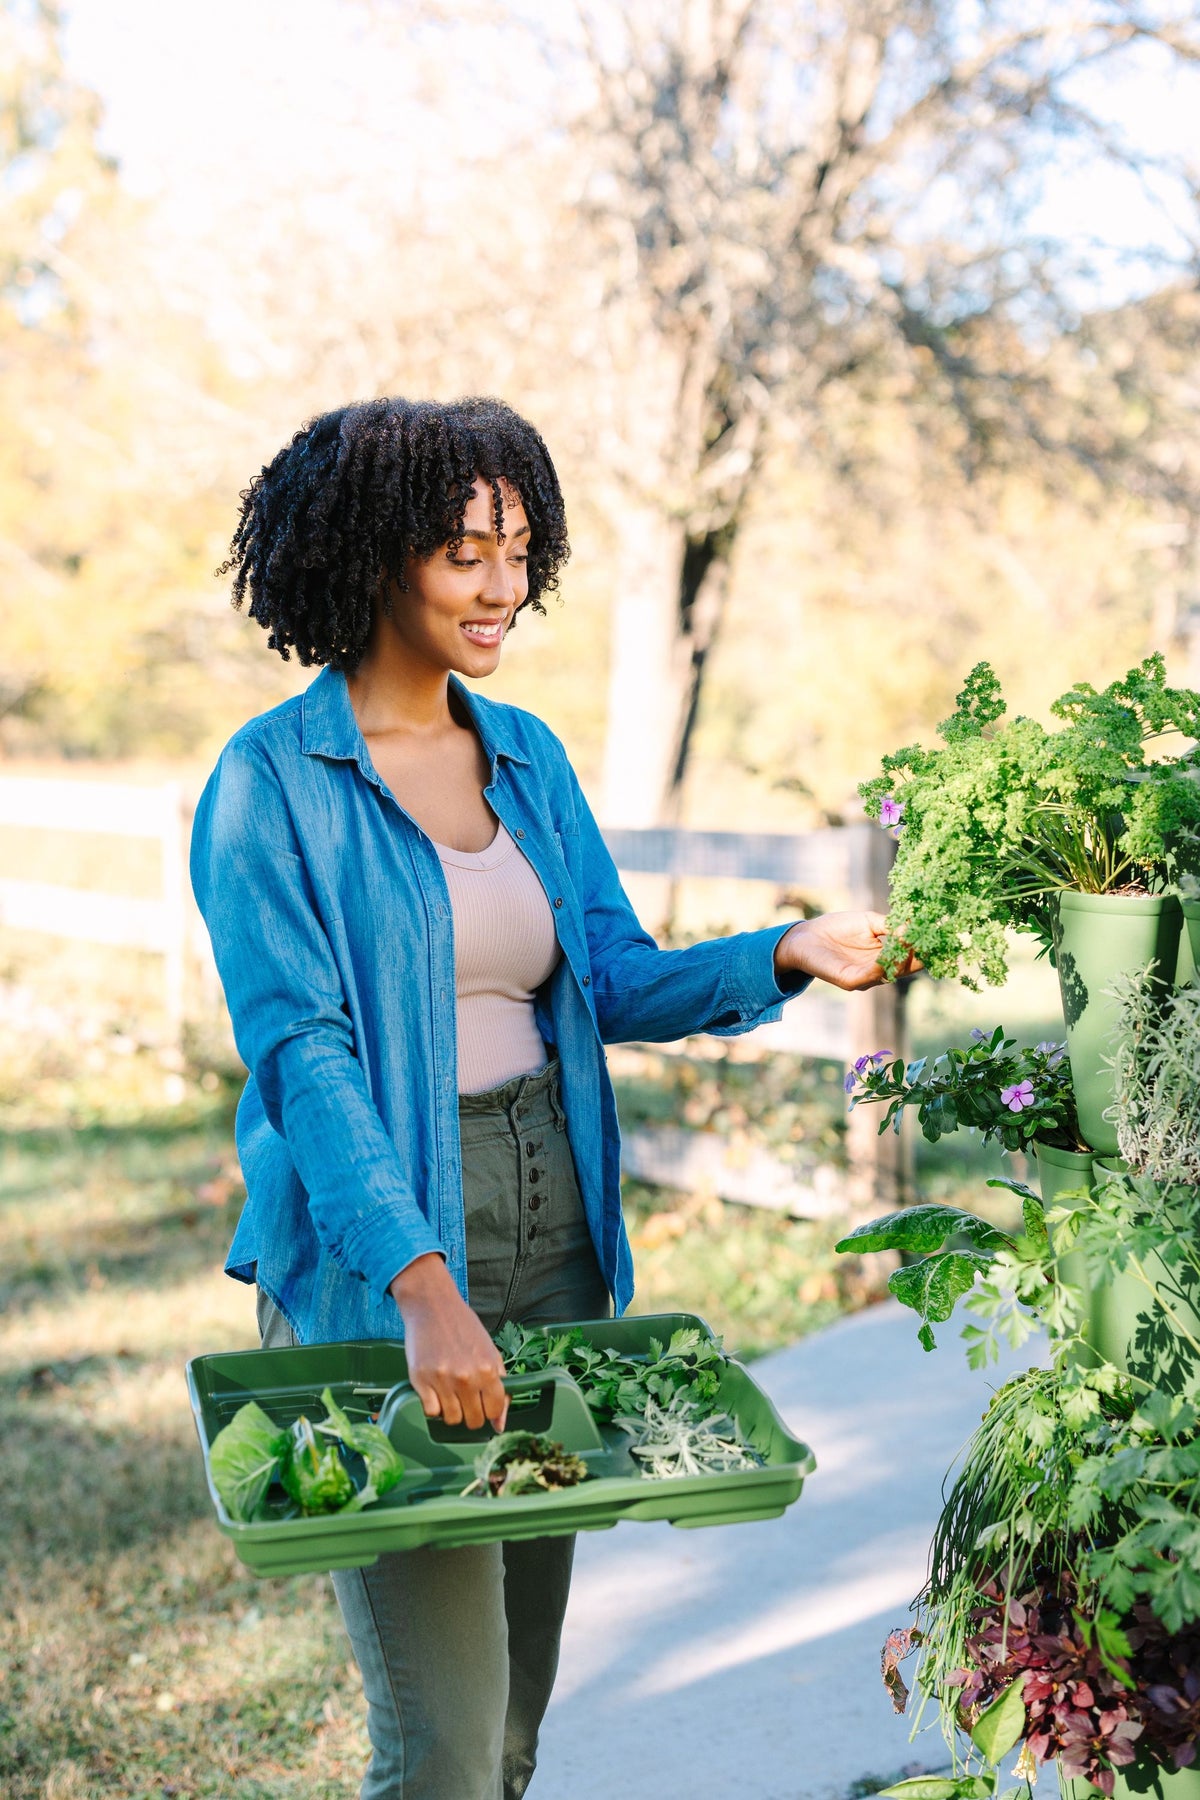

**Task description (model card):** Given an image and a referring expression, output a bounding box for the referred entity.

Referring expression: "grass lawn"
[1,935,1065,1796]
[0,1055,872,1799]
[0,1085,382,1799]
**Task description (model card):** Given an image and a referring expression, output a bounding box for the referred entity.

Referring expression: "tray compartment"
[187,1314,815,1577]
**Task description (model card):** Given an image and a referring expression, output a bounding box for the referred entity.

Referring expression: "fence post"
[844,825,914,1220]
[160,783,187,1051]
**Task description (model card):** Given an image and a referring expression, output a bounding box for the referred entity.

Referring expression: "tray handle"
[378,1367,605,1457]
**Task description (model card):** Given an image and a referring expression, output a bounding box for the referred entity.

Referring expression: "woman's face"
[380,475,530,679]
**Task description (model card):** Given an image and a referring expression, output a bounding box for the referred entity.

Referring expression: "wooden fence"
[605,822,911,1214]
[0,777,190,1035]
[0,777,910,1212]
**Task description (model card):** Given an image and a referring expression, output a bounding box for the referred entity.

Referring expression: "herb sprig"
[460,1431,588,1499]
[845,1028,1082,1154]
[614,1390,764,1479]
[495,1322,725,1426]
[859,655,1200,988]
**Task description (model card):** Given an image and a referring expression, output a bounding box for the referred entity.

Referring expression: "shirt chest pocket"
[550,824,582,887]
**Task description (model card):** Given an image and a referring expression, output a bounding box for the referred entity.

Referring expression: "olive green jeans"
[257,1060,610,1800]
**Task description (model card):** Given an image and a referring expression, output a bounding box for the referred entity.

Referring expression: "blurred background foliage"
[3,0,1199,818]
[6,6,1200,1789]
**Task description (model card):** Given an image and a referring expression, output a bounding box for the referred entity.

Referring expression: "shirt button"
[554,896,563,908]
[582,975,590,987]
[514,828,526,839]
[529,1195,542,1212]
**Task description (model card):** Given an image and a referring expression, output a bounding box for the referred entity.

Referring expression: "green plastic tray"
[186,1312,816,1577]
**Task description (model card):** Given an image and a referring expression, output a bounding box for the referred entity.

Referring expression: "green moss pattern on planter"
[1054,893,1182,1156]
[1086,1159,1200,1396]
[1061,1757,1200,1800]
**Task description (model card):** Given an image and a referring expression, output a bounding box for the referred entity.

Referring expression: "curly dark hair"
[219,395,569,668]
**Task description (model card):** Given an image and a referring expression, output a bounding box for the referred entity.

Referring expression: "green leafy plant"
[876,1777,995,1800]
[207,1399,289,1523]
[845,1029,1083,1154]
[859,655,1200,987]
[460,1432,588,1499]
[834,1191,1049,1353]
[495,1321,725,1425]
[839,903,1200,1790]
[837,984,1200,1360]
[884,1343,1200,1792]
[281,1415,356,1514]
[862,1184,1200,1789]
[208,1387,405,1522]
[1108,971,1200,1185]
[613,1390,763,1479]
[1069,1388,1200,1636]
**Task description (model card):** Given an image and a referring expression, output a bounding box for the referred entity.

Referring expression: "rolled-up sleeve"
[189,737,444,1298]
[558,758,812,1045]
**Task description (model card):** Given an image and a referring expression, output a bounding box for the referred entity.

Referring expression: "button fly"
[528,1223,539,1239]
[529,1195,542,1211]
[528,1168,541,1184]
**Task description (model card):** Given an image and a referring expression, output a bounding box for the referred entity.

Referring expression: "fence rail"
[601,824,859,888]
[0,776,188,1032]
[0,778,182,838]
[0,776,910,1212]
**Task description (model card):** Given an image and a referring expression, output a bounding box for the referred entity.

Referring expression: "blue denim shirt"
[190,667,810,1343]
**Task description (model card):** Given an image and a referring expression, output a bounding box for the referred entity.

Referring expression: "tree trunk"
[600,505,738,827]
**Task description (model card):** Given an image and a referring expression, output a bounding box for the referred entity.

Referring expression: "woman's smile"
[460,616,507,646]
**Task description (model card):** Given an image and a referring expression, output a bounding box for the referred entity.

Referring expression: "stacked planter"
[1178,898,1200,985]
[1060,1765,1200,1800]
[1053,893,1182,1156]
[1033,898,1200,1795]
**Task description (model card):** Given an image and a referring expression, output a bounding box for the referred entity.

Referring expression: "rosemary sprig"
[613,1390,763,1480]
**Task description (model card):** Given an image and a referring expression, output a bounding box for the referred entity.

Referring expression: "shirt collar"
[300,667,530,770]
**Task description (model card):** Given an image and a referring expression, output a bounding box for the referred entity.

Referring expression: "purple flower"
[846,1050,893,1091]
[879,796,904,828]
[1035,1040,1065,1067]
[970,1027,989,1043]
[1001,1079,1036,1113]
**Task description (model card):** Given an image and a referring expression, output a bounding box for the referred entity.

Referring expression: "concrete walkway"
[536,1300,1045,1800]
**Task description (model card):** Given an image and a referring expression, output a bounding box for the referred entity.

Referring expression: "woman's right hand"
[389,1253,509,1432]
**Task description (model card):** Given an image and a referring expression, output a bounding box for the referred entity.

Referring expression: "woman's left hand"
[774,911,921,992]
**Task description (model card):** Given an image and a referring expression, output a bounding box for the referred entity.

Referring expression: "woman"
[190,395,912,1800]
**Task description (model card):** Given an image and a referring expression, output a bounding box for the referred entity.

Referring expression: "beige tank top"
[434,822,562,1095]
